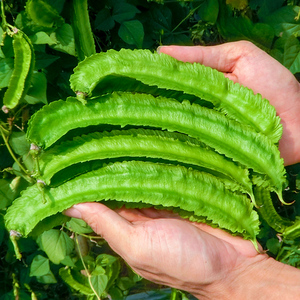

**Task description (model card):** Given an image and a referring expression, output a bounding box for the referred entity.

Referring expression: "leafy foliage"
[0,0,300,299]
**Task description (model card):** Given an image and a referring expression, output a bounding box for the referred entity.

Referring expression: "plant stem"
[75,233,101,300]
[0,0,7,29]
[0,125,29,175]
[172,4,202,33]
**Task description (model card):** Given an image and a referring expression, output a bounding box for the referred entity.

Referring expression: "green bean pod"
[254,186,293,233]
[27,92,287,200]
[70,49,282,143]
[4,160,260,245]
[36,128,253,199]
[282,220,300,240]
[71,0,96,61]
[3,29,35,109]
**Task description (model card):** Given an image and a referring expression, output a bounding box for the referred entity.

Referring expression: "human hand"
[64,42,300,299]
[158,41,300,166]
[64,203,267,299]
[65,203,300,299]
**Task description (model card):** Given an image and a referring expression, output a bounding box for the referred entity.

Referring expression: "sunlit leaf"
[29,31,56,45]
[30,255,50,277]
[38,229,74,264]
[9,132,30,156]
[90,274,108,297]
[50,23,76,56]
[25,0,64,28]
[66,218,93,234]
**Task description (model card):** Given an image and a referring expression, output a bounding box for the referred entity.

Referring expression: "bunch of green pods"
[5,49,299,250]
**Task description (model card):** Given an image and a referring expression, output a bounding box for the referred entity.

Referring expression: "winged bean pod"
[71,0,96,61]
[36,128,253,198]
[254,186,293,233]
[3,29,35,109]
[4,161,260,244]
[27,92,286,199]
[70,49,282,143]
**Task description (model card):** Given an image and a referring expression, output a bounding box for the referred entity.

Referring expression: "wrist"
[191,255,300,300]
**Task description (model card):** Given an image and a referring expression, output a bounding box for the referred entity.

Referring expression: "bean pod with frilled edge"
[254,186,300,240]
[4,161,260,247]
[69,49,282,144]
[26,92,287,202]
[254,186,293,233]
[71,0,96,61]
[36,128,254,199]
[3,28,35,109]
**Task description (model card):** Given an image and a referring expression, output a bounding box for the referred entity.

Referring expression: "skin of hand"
[64,41,300,299]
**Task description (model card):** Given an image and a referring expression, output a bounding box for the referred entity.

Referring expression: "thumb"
[157,41,255,74]
[64,202,133,252]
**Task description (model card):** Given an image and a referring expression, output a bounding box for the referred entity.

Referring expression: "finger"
[64,202,133,251]
[158,41,255,74]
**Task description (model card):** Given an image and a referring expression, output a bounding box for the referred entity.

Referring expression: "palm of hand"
[66,204,262,294]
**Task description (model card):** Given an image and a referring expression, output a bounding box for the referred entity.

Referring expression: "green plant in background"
[0,0,299,299]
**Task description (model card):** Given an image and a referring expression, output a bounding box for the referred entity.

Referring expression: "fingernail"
[64,205,82,219]
[157,46,162,54]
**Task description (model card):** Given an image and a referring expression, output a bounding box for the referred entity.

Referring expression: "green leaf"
[36,271,57,284]
[30,255,50,277]
[38,229,74,264]
[25,0,64,29]
[96,254,121,290]
[0,58,14,89]
[66,218,94,234]
[60,255,76,267]
[90,274,108,297]
[117,276,135,291]
[49,23,76,56]
[273,36,300,74]
[118,20,144,48]
[256,0,285,20]
[91,265,106,276]
[198,0,219,24]
[9,132,30,156]
[113,3,140,23]
[266,238,281,255]
[24,71,48,105]
[95,8,115,31]
[217,2,275,49]
[29,31,56,45]
[264,5,300,38]
[282,36,300,74]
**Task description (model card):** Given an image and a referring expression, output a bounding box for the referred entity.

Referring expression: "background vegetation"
[0,0,300,299]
